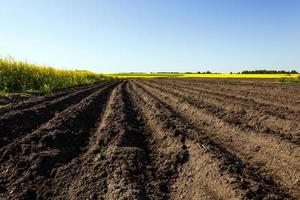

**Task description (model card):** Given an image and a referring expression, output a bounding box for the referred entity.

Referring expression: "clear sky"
[0,0,299,73]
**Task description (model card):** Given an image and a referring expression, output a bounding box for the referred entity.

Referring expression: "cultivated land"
[0,78,299,199]
[110,73,300,80]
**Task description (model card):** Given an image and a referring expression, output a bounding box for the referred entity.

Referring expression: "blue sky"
[0,0,299,73]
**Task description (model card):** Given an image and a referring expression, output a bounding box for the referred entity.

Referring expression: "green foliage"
[196,71,220,74]
[280,76,300,83]
[0,56,111,93]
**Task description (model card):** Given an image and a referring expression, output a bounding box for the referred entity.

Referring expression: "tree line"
[195,70,299,74]
[240,70,298,74]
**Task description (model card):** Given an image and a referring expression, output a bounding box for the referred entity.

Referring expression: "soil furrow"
[135,80,300,198]
[103,82,153,199]
[128,81,190,200]
[0,82,112,148]
[130,81,241,199]
[37,81,159,199]
[0,81,118,199]
[0,78,299,200]
[46,81,124,199]
[180,78,300,93]
[149,79,300,121]
[155,79,300,109]
[0,82,103,116]
[141,80,300,145]
[152,79,300,114]
[132,80,296,199]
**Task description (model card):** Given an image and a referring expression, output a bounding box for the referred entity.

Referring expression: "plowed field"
[0,79,299,200]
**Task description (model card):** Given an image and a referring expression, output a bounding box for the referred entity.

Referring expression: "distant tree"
[291,70,298,74]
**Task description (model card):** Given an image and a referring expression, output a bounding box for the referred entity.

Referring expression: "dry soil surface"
[0,79,299,200]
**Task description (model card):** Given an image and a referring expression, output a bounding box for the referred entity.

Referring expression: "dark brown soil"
[0,94,32,106]
[0,79,299,200]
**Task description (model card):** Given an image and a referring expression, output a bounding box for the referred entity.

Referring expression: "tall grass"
[0,57,110,93]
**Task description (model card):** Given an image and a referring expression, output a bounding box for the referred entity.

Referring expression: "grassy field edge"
[0,57,113,94]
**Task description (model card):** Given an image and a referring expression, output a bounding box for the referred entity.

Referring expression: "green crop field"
[0,57,112,94]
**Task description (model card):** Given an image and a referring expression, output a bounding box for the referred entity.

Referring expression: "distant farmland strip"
[110,73,300,79]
